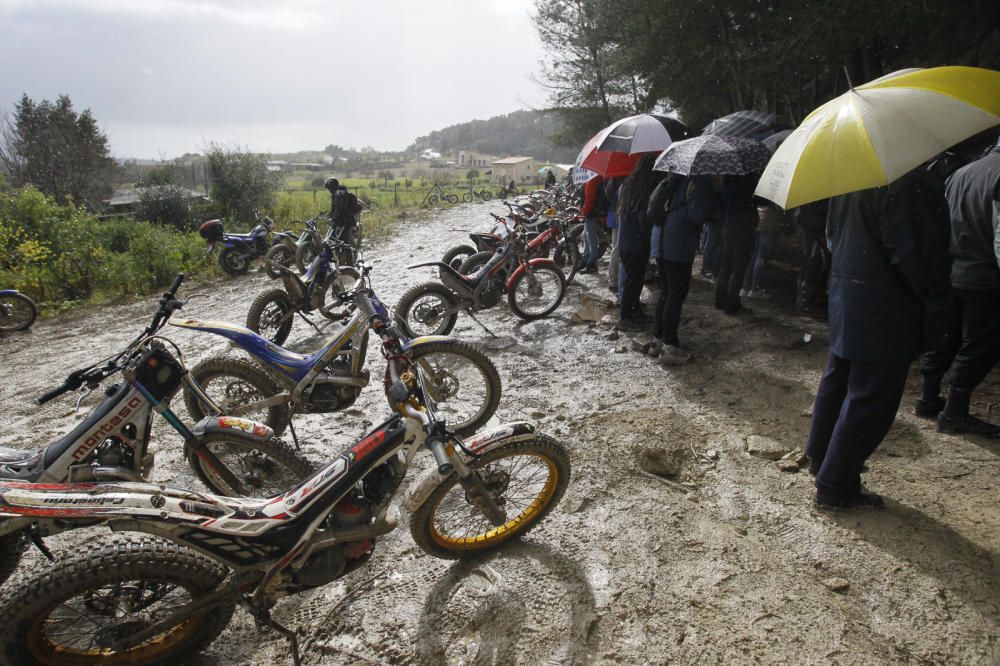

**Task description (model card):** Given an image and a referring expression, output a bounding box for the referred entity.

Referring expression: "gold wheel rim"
[27,585,205,664]
[429,452,559,550]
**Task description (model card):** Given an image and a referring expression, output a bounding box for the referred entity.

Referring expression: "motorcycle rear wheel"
[187,431,313,498]
[553,239,581,284]
[218,247,251,276]
[0,537,235,666]
[184,357,290,435]
[263,244,295,279]
[410,436,570,559]
[246,289,295,345]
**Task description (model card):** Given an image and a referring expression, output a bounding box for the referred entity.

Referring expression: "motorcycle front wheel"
[441,244,477,273]
[409,435,570,559]
[246,288,295,345]
[187,432,313,498]
[0,538,235,666]
[507,264,566,320]
[394,282,459,338]
[408,339,502,436]
[218,247,251,276]
[0,292,37,332]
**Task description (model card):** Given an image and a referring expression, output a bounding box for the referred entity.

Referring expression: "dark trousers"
[701,222,722,275]
[654,259,693,346]
[620,249,649,318]
[714,224,755,313]
[806,352,910,496]
[921,288,1000,391]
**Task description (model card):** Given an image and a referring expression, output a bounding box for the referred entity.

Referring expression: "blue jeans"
[582,216,601,268]
[742,230,778,292]
[608,227,621,290]
[701,222,722,275]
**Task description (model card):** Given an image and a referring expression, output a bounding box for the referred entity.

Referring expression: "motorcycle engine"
[292,488,379,589]
[304,356,364,412]
[473,276,504,309]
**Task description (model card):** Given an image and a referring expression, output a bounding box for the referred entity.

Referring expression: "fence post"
[394,182,399,207]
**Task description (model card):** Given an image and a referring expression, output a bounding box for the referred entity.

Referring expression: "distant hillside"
[407,109,577,163]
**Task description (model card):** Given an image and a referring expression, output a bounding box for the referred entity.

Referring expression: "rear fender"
[505,257,559,290]
[191,416,274,442]
[402,422,537,512]
[407,261,451,270]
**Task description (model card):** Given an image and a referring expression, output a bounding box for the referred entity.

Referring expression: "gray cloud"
[0,0,546,157]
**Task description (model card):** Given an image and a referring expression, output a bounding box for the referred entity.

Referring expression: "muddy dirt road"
[1,203,998,664]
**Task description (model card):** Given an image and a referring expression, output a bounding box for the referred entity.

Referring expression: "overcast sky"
[0,0,548,158]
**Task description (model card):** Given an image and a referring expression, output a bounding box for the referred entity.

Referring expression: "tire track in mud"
[0,202,998,664]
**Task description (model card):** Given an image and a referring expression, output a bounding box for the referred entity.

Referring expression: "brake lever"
[74,385,96,417]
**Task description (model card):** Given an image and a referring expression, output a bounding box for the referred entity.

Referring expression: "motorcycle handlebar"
[166,273,185,298]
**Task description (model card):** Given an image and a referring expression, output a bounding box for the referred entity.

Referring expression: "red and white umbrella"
[574,113,688,180]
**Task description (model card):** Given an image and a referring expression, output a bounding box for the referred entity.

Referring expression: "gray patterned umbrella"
[652,135,773,176]
[702,110,789,138]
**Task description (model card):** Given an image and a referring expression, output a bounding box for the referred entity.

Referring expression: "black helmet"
[324,177,340,193]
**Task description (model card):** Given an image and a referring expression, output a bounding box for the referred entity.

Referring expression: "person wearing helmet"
[324,176,360,255]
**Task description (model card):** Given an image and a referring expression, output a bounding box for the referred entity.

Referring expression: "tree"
[0,94,117,210]
[534,0,1000,138]
[204,143,284,223]
[466,169,480,183]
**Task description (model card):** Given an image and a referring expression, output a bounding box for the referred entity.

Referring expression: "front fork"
[428,437,507,526]
[398,402,507,526]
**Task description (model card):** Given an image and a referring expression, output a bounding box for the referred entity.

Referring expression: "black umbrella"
[702,110,790,138]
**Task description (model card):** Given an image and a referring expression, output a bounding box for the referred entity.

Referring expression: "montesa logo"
[42,496,125,505]
[71,396,144,461]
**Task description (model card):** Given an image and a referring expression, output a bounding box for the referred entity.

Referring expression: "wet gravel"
[1,202,998,664]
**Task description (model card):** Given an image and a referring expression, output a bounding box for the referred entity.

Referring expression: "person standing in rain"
[578,174,608,274]
[615,155,660,328]
[714,174,760,315]
[647,173,718,363]
[545,168,557,189]
[918,138,1000,436]
[806,167,952,510]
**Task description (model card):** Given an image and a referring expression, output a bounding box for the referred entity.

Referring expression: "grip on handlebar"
[166,273,185,296]
[35,373,84,406]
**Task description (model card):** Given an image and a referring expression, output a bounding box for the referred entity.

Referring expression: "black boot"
[914,374,945,418]
[937,387,1000,437]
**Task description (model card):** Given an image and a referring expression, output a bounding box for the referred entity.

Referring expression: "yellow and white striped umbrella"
[755,66,1000,209]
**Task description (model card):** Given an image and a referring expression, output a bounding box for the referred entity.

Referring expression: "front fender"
[505,257,559,290]
[402,335,454,352]
[402,422,537,513]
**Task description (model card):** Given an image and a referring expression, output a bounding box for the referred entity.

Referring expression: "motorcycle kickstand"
[287,417,301,450]
[464,309,498,338]
[251,605,301,666]
[296,310,324,336]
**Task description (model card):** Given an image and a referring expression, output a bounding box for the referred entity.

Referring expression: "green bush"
[0,186,212,304]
